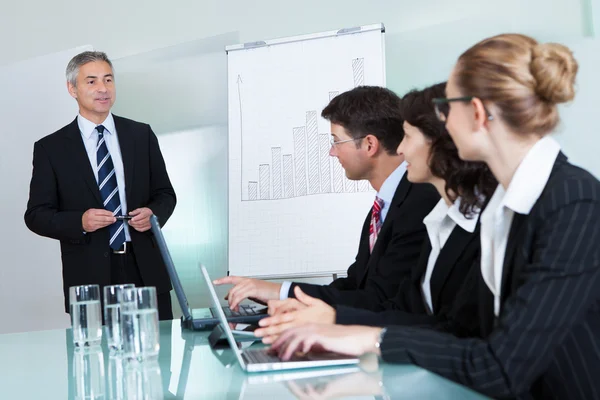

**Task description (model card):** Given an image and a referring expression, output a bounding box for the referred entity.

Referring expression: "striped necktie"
[369,196,384,253]
[96,125,126,250]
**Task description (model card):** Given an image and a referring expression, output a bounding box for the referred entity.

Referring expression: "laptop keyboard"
[223,304,259,317]
[243,349,282,364]
[243,348,310,364]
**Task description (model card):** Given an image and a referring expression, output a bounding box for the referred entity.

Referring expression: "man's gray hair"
[66,51,113,87]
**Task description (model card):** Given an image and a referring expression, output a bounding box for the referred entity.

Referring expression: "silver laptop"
[201,264,360,373]
[150,215,267,330]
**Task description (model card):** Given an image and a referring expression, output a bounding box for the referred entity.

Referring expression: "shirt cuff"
[280,281,292,300]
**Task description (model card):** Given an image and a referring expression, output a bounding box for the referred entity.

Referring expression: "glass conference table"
[0,319,489,399]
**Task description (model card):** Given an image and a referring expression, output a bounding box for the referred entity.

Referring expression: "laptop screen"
[150,215,193,320]
[200,264,248,369]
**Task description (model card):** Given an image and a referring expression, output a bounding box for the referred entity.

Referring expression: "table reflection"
[71,344,168,399]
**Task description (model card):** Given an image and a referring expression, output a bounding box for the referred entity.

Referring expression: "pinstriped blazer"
[379,153,600,400]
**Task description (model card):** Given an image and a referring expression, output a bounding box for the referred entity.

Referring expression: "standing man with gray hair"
[25,51,176,320]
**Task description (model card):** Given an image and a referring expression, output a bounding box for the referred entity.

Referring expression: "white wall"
[555,38,600,175]
[0,0,594,333]
[0,1,588,71]
[0,46,92,334]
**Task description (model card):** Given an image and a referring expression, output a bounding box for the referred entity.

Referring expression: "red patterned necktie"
[369,196,384,253]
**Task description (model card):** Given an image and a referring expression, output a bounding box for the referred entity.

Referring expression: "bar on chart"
[272,147,282,199]
[283,154,294,198]
[358,180,370,192]
[352,58,364,87]
[319,134,331,193]
[332,159,344,193]
[248,181,258,201]
[259,164,270,200]
[306,111,320,194]
[293,127,307,196]
[344,177,357,193]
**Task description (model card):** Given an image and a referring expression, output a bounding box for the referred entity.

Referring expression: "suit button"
[104,252,109,258]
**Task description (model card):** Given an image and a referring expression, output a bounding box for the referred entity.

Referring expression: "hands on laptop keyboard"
[223,304,259,317]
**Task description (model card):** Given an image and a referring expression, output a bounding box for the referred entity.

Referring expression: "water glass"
[70,284,102,347]
[104,284,135,351]
[72,345,105,400]
[121,287,160,361]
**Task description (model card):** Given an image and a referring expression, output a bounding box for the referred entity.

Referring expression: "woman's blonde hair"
[455,33,578,135]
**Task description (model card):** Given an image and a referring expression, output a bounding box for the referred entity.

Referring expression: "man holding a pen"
[24,51,176,320]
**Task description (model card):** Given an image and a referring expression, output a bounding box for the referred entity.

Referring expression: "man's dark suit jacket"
[25,115,176,312]
[288,173,440,310]
[379,154,600,400]
[335,221,481,338]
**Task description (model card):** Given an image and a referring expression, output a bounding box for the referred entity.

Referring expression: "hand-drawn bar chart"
[227,24,386,278]
[243,58,371,201]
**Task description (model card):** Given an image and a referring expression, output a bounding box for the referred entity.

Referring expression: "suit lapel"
[369,174,411,256]
[479,271,496,336]
[500,213,527,305]
[478,156,567,333]
[499,154,567,307]
[479,209,527,330]
[113,115,135,205]
[413,237,431,284]
[430,224,478,312]
[64,118,103,205]
[358,174,412,285]
[388,173,412,211]
[407,238,432,311]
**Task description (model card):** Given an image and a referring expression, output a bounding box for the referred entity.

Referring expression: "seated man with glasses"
[214,86,439,312]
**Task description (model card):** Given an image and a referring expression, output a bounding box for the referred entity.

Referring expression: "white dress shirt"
[78,113,131,241]
[480,136,561,316]
[421,197,479,314]
[279,162,408,300]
